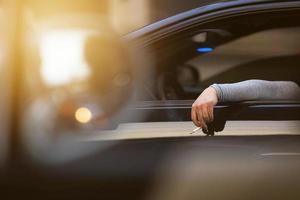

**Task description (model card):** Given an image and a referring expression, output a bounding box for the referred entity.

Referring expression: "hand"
[191,86,218,130]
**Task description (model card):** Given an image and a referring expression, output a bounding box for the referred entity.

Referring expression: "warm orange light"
[39,29,91,86]
[75,107,92,124]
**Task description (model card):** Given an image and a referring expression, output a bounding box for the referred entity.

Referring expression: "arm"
[211,80,300,102]
[191,80,300,129]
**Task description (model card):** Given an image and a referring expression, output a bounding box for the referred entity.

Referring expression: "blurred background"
[25,0,225,34]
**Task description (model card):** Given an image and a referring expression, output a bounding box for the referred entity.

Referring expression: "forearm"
[211,80,300,102]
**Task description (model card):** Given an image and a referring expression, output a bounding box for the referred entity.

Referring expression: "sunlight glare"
[40,30,91,86]
[75,107,92,124]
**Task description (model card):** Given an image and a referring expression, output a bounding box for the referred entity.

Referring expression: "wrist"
[210,84,222,102]
[199,86,218,105]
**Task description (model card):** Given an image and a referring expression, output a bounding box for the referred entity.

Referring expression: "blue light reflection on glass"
[197,47,213,53]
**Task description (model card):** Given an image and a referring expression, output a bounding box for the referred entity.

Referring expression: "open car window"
[153,27,300,101]
[142,9,300,102]
[188,27,300,86]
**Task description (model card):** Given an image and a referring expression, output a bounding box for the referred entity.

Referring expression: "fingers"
[196,109,207,130]
[192,103,215,130]
[191,107,199,127]
[192,104,207,130]
[208,102,214,122]
[201,104,210,123]
[191,86,218,130]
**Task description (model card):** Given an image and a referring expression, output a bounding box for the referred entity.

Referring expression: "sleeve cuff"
[210,84,223,102]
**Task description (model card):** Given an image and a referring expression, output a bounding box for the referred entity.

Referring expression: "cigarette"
[190,127,201,134]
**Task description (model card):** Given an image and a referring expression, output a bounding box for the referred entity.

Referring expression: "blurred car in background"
[0,0,300,200]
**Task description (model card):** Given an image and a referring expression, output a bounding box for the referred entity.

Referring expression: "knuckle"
[209,101,216,106]
[197,104,204,109]
[203,117,209,123]
[206,101,212,105]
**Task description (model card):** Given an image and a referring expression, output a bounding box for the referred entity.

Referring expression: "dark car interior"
[147,10,300,101]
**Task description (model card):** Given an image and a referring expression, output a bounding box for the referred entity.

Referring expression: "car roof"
[126,0,299,39]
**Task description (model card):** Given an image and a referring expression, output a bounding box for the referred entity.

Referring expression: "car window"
[187,27,300,87]
[151,10,300,101]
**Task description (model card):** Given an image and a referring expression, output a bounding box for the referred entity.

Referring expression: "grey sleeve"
[210,80,300,102]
